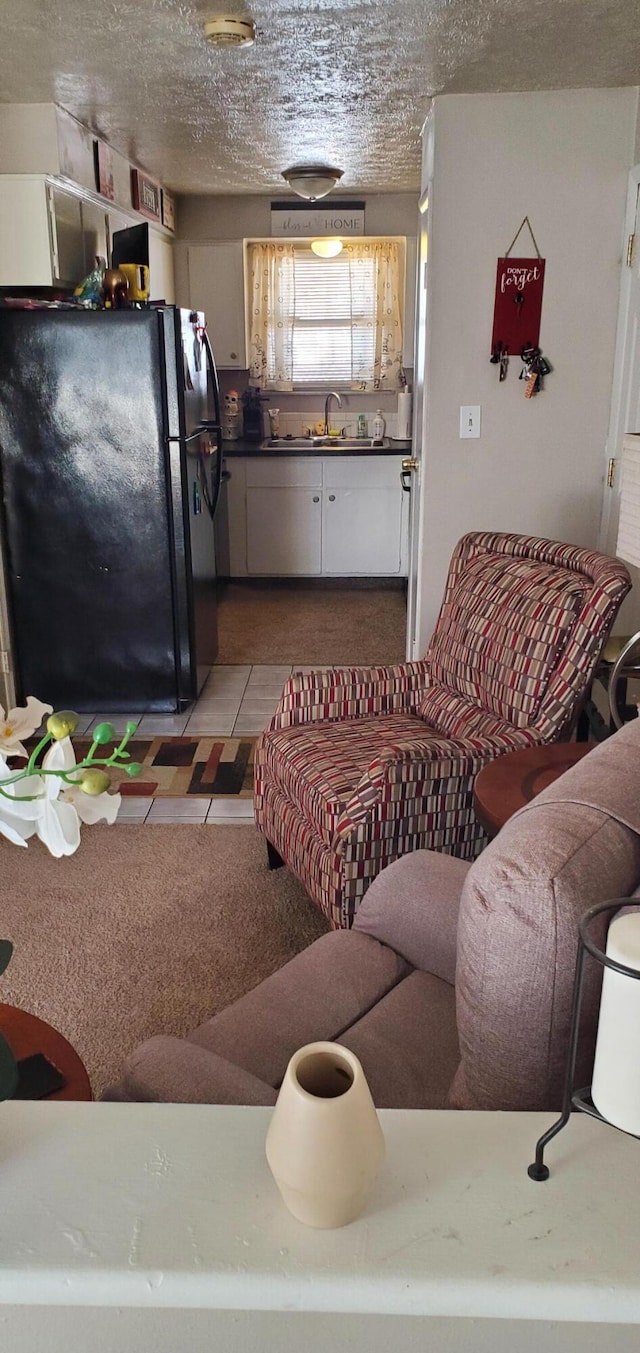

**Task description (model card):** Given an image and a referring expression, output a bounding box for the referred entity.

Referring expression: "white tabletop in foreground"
[0,1102,638,1326]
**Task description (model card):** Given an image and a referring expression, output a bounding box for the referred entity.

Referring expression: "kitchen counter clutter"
[222,438,412,457]
[221,449,410,578]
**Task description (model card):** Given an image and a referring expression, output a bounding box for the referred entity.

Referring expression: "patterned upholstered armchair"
[255,531,630,929]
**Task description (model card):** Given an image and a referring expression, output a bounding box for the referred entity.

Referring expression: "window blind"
[290,250,376,384]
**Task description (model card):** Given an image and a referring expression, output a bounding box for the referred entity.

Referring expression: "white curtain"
[248,238,404,390]
[248,241,296,390]
[344,239,404,391]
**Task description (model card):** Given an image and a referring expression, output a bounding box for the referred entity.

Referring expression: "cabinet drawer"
[323,456,405,489]
[246,457,323,489]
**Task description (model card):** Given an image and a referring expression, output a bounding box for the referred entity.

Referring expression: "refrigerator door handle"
[201,325,222,430]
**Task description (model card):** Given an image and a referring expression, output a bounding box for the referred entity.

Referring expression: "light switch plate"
[460,405,481,439]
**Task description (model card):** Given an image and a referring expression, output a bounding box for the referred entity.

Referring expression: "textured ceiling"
[1,0,639,194]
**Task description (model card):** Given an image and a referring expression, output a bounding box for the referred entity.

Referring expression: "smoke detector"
[204,16,256,47]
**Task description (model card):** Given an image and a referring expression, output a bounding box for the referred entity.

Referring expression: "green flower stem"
[0,725,137,802]
[26,732,52,777]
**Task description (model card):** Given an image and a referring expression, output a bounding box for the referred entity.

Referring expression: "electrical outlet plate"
[460,405,481,439]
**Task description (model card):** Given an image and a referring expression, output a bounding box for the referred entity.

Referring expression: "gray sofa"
[105,718,640,1109]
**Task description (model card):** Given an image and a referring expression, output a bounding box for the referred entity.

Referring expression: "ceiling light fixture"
[310,238,343,258]
[203,16,256,47]
[281,164,343,202]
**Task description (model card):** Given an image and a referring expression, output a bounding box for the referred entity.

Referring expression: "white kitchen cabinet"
[0,175,173,294]
[223,454,408,578]
[0,177,54,285]
[323,487,403,574]
[187,241,246,367]
[246,487,322,574]
[148,227,175,304]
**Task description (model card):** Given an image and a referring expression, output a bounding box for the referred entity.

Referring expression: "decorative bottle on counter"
[265,1041,385,1229]
[372,410,386,442]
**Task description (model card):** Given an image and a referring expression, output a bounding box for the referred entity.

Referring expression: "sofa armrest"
[353,850,471,983]
[111,1036,278,1105]
[337,727,539,835]
[268,661,430,730]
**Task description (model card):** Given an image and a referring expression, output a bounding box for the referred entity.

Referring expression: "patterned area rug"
[72,736,257,798]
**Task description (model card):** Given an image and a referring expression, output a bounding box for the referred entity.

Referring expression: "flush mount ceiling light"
[311,238,343,258]
[281,164,344,201]
[203,16,256,47]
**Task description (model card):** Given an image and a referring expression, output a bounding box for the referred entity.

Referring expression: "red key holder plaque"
[491,217,545,356]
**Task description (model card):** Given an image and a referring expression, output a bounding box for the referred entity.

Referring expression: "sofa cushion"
[423,551,585,728]
[260,713,432,844]
[354,849,471,982]
[339,971,459,1108]
[451,764,640,1112]
[119,1037,278,1105]
[189,929,411,1086]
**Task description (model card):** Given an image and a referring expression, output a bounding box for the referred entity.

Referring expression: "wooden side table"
[473,742,595,838]
[577,634,640,741]
[0,1003,92,1101]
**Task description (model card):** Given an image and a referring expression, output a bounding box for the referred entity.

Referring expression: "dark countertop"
[221,439,412,458]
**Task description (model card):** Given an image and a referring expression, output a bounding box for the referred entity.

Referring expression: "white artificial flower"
[60,780,121,826]
[0,727,120,857]
[0,762,46,848]
[0,697,53,760]
[44,737,121,835]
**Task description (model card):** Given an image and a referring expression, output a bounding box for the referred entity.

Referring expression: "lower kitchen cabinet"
[224,455,408,577]
[246,487,322,575]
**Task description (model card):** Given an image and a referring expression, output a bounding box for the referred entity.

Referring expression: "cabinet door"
[0,179,52,286]
[148,228,175,303]
[50,188,85,287]
[80,200,108,273]
[246,487,321,575]
[322,487,403,575]
[187,242,246,368]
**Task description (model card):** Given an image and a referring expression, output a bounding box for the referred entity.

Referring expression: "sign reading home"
[271,201,365,237]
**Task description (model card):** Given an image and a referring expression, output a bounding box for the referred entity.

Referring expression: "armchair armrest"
[354,849,471,983]
[337,726,539,836]
[117,1036,278,1105]
[269,660,430,730]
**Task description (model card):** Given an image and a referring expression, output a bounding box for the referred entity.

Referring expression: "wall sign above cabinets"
[161,189,175,232]
[270,200,365,237]
[93,139,115,201]
[130,168,162,222]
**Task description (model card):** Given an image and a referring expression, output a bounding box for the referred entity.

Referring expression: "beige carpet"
[216,581,407,665]
[1,826,328,1098]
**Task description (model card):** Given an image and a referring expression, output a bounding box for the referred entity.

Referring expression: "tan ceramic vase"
[265,1042,385,1228]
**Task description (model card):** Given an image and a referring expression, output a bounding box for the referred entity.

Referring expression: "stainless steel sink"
[261,437,390,451]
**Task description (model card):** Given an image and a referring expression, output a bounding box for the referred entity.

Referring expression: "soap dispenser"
[372,410,385,442]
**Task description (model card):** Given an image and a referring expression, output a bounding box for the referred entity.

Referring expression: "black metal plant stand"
[528,898,640,1181]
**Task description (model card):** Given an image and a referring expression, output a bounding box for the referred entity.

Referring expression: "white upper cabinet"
[0,175,174,296]
[187,242,246,368]
[0,178,54,286]
[147,228,175,304]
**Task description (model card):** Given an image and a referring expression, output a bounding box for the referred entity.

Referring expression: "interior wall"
[173,192,417,310]
[416,86,639,650]
[0,105,59,174]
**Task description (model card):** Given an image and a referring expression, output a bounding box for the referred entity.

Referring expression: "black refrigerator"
[0,306,223,712]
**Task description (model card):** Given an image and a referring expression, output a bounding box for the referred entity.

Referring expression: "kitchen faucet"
[324,391,343,435]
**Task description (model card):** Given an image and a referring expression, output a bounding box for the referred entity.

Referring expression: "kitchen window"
[247,238,405,391]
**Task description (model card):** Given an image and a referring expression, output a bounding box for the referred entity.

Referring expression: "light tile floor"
[91,665,308,825]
